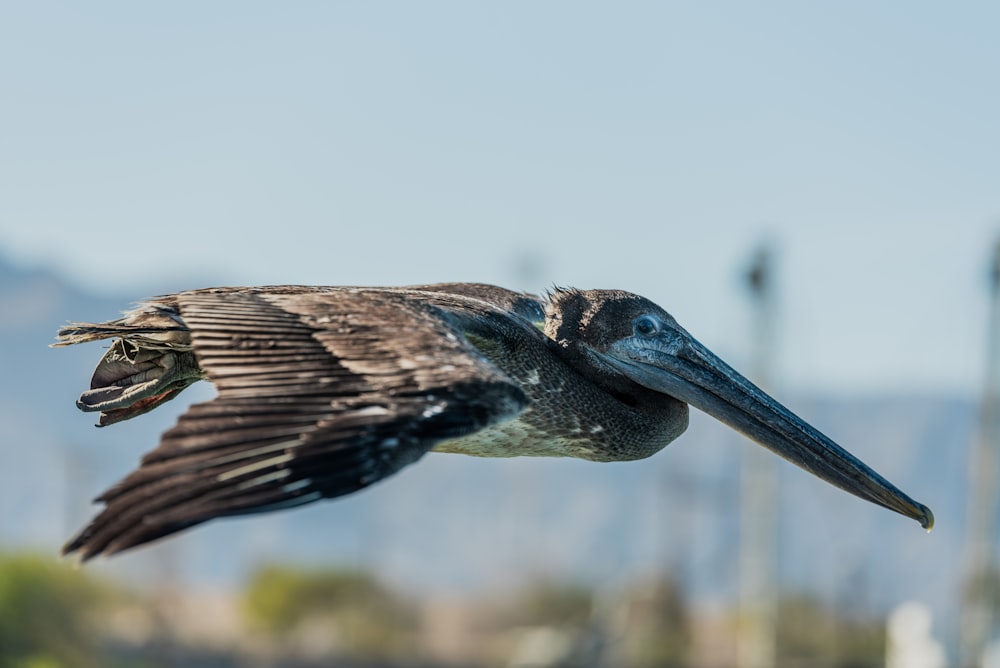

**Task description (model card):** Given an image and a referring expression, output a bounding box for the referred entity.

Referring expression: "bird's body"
[56,283,932,559]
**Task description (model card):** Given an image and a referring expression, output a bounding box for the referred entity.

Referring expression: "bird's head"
[546,288,933,531]
[545,289,682,399]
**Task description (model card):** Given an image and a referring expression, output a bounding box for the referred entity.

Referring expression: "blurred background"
[1,2,998,666]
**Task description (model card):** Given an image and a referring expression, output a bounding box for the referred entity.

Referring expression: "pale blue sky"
[2,2,998,394]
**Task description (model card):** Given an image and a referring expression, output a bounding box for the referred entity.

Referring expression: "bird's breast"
[432,409,600,459]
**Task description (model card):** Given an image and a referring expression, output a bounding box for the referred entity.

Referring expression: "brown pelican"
[55,283,932,560]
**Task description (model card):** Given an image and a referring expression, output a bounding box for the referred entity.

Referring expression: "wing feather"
[64,287,529,559]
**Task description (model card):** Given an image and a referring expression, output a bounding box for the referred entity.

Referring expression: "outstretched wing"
[64,287,528,559]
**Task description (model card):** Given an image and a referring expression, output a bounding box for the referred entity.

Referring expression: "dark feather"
[59,286,532,559]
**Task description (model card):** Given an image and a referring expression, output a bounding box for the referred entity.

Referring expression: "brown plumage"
[56,283,932,560]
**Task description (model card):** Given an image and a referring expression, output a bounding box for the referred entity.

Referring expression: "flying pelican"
[55,283,932,560]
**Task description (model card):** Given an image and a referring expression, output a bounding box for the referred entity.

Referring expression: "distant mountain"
[0,251,972,631]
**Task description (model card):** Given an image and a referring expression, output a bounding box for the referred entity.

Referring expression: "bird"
[55,283,933,560]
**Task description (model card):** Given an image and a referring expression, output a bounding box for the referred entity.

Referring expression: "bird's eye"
[634,315,659,336]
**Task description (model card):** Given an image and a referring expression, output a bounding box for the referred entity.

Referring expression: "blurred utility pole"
[960,239,1000,667]
[738,243,779,668]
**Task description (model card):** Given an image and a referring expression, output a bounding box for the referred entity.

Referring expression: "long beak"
[601,333,934,530]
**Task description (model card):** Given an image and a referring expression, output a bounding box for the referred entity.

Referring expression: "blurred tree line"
[0,549,898,667]
[0,551,119,668]
[244,564,420,660]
